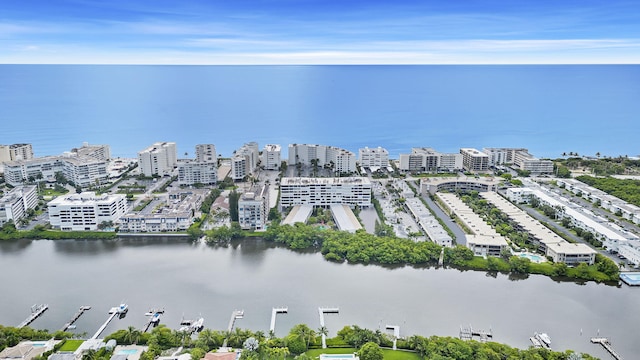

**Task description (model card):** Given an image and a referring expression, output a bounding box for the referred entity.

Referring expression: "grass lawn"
[58,339,84,352]
[304,347,421,360]
[40,188,69,196]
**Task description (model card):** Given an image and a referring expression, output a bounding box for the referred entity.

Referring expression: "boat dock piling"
[227,310,244,333]
[385,325,400,350]
[269,307,288,333]
[591,338,622,360]
[18,304,49,328]
[60,306,91,331]
[318,307,339,349]
[459,324,492,342]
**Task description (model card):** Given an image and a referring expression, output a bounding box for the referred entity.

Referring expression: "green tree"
[358,342,383,360]
[229,190,240,221]
[509,256,531,273]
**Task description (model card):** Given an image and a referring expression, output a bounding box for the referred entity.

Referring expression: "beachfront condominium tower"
[195,144,217,163]
[262,144,281,170]
[138,142,178,177]
[460,148,489,172]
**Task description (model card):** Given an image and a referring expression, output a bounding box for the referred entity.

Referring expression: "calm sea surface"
[0,238,638,358]
[1,65,639,159]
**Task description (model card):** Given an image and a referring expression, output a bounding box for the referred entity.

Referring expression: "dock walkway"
[318,307,339,349]
[18,304,48,328]
[459,324,492,342]
[269,307,288,333]
[227,310,244,333]
[591,338,622,360]
[60,306,91,331]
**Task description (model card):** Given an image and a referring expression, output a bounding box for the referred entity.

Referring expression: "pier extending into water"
[270,307,288,333]
[18,304,48,328]
[459,324,492,342]
[227,310,244,333]
[60,306,91,331]
[318,307,339,349]
[591,338,622,360]
[91,306,123,339]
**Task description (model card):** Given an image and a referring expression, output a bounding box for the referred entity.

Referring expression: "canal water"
[1,237,637,358]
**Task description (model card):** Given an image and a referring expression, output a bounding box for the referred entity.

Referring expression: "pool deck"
[619,271,640,286]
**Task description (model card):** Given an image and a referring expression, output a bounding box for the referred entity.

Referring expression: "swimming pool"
[518,253,545,263]
[117,349,139,355]
[620,272,640,286]
[319,354,358,360]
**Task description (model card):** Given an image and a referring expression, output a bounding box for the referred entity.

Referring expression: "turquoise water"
[117,349,138,355]
[320,355,356,359]
[518,253,545,263]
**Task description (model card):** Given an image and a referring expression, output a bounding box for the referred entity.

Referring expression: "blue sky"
[2,0,640,64]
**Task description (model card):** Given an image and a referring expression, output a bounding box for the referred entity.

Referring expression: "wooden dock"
[60,306,91,331]
[18,304,49,328]
[591,338,622,360]
[459,324,492,342]
[269,307,288,333]
[318,307,339,349]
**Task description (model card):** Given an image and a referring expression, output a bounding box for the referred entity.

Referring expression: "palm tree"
[81,349,97,360]
[293,324,315,350]
[124,326,141,345]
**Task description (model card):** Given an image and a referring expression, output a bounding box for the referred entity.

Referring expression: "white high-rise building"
[195,144,217,163]
[48,192,128,231]
[70,143,111,161]
[4,155,108,187]
[398,147,462,172]
[178,161,218,185]
[288,144,357,174]
[231,142,259,180]
[280,177,371,209]
[138,142,177,177]
[0,143,34,165]
[483,148,553,174]
[460,148,489,172]
[262,144,281,170]
[358,147,389,168]
[238,185,270,230]
[0,186,38,226]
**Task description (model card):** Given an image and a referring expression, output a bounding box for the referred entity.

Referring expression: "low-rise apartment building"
[118,191,204,232]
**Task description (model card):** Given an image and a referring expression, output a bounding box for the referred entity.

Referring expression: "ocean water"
[0,65,638,159]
